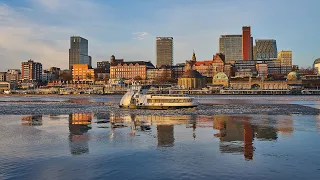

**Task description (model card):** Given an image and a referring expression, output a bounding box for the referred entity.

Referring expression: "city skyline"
[1,0,320,71]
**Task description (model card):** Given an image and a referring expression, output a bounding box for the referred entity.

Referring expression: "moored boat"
[119,85,198,109]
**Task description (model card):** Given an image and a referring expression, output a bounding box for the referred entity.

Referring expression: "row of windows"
[147,99,192,103]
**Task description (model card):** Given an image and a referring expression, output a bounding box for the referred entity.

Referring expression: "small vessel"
[119,85,198,109]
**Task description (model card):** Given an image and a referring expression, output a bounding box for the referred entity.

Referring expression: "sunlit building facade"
[110,61,155,80]
[21,60,42,81]
[72,64,95,82]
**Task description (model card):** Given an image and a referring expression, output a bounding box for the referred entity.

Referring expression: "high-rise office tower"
[156,37,173,67]
[69,36,91,70]
[219,35,243,63]
[242,26,253,60]
[21,59,42,81]
[255,39,277,60]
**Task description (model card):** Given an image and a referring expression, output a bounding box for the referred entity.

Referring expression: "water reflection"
[21,115,43,126]
[68,113,93,155]
[157,125,174,147]
[212,115,287,161]
[19,113,297,160]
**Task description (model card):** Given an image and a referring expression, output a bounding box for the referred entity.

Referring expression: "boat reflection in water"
[68,113,93,155]
[21,115,43,126]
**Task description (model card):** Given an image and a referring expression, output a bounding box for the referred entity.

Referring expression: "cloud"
[132,32,149,40]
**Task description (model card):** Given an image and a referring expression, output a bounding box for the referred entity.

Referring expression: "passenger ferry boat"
[119,85,198,109]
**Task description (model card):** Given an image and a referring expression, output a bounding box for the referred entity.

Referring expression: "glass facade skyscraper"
[69,36,91,69]
[255,39,277,60]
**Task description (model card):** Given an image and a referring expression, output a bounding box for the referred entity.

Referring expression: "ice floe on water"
[0,101,319,115]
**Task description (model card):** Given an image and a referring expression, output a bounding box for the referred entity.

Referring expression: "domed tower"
[313,58,320,74]
[110,55,116,64]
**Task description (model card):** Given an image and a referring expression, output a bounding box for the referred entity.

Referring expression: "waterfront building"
[277,50,292,75]
[212,72,229,87]
[0,72,6,81]
[72,64,95,82]
[21,59,42,81]
[219,35,242,63]
[178,70,206,89]
[302,75,320,89]
[255,39,277,60]
[110,61,155,80]
[6,69,21,82]
[313,58,320,74]
[69,36,92,69]
[229,77,288,90]
[156,37,173,67]
[242,26,253,60]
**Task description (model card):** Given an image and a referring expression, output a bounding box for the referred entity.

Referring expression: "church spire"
[192,49,196,61]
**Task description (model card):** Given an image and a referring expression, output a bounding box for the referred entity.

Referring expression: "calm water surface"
[1,96,320,180]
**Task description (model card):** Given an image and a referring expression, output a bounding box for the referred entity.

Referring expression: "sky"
[1,0,320,71]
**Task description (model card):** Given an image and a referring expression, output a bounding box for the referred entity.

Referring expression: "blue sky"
[1,0,320,71]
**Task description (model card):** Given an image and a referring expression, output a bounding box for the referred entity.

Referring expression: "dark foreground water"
[1,95,320,180]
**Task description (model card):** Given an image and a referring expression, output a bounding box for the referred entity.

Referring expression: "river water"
[0,95,320,180]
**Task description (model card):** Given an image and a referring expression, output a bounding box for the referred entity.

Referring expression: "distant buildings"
[110,61,155,80]
[219,35,242,63]
[21,60,42,81]
[255,39,277,60]
[69,36,92,70]
[219,26,253,63]
[277,50,292,74]
[6,69,21,82]
[156,37,173,67]
[72,64,95,82]
[0,72,6,81]
[96,61,110,73]
[242,26,253,60]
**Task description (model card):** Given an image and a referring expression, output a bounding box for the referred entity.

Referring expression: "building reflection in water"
[21,115,43,126]
[157,125,174,147]
[213,116,256,161]
[213,115,294,161]
[275,116,294,135]
[68,113,93,155]
[186,115,197,139]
